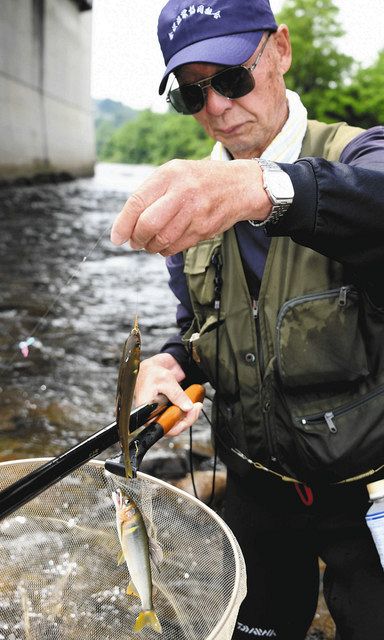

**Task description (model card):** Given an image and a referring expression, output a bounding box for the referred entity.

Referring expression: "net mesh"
[0,459,246,640]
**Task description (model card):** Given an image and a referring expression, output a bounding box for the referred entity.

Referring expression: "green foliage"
[317,51,384,128]
[276,0,354,119]
[99,109,213,165]
[93,99,139,157]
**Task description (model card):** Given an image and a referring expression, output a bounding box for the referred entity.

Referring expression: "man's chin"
[221,140,261,160]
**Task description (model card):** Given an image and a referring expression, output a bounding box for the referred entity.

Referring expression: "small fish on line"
[112,487,163,634]
[115,317,141,479]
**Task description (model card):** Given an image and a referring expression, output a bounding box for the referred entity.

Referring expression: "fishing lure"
[18,337,35,358]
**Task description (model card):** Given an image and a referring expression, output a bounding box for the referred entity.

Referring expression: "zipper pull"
[324,411,337,433]
[211,249,223,310]
[338,286,349,307]
[252,299,259,318]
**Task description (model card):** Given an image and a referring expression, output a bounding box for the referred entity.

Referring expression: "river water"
[0,163,201,463]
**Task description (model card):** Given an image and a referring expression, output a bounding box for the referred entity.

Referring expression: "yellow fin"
[117,550,125,566]
[133,610,162,634]
[126,580,139,598]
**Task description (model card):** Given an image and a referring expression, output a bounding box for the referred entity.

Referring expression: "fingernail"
[110,228,125,245]
[182,400,194,412]
[130,241,143,250]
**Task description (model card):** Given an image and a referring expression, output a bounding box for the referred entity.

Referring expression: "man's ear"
[273,25,292,75]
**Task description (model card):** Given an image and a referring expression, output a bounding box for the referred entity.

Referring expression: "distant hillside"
[93,99,140,158]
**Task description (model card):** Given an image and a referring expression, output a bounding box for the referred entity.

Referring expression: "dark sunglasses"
[166,32,271,115]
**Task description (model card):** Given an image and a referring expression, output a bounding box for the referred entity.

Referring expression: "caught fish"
[115,317,141,478]
[112,488,163,634]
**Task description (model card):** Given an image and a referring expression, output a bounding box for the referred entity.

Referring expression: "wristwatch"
[249,158,294,227]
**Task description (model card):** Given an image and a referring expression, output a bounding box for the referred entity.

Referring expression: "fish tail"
[133,609,162,634]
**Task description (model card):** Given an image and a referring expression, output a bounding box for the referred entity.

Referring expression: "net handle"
[157,384,205,433]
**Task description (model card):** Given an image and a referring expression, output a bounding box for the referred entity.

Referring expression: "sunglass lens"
[168,65,254,114]
[212,66,254,99]
[169,85,205,115]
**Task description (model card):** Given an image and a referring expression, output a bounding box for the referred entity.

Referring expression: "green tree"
[276,0,354,119]
[317,51,384,128]
[100,110,213,164]
[93,99,139,159]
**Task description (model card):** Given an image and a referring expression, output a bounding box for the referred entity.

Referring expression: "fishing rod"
[0,384,204,521]
[105,386,205,477]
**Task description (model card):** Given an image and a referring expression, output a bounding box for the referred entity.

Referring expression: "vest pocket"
[184,237,222,307]
[276,286,370,387]
[183,315,238,397]
[289,383,384,483]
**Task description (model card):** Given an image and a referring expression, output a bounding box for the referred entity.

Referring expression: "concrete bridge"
[0,0,95,182]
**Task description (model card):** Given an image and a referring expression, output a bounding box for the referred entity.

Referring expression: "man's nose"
[204,86,232,116]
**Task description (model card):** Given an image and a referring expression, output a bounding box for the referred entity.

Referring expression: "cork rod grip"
[156,384,205,435]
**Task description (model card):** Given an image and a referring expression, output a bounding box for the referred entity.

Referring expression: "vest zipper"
[253,298,277,462]
[252,299,265,375]
[212,249,223,309]
[299,383,384,433]
[276,285,354,332]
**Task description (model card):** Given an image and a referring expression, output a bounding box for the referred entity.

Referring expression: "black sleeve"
[266,127,384,306]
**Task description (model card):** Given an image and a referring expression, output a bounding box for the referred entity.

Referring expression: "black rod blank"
[0,401,161,521]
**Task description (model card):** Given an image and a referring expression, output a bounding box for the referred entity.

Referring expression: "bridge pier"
[0,0,95,182]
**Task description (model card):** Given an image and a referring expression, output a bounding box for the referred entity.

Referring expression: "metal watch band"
[248,158,293,228]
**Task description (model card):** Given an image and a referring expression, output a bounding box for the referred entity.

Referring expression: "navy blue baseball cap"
[157,0,278,94]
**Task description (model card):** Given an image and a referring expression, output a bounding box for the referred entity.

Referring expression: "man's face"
[175,26,292,160]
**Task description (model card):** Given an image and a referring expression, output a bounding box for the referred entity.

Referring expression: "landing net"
[0,459,246,640]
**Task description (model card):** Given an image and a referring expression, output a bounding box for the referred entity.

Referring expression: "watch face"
[267,172,295,199]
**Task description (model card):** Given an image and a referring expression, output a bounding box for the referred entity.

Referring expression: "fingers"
[133,354,203,436]
[110,169,170,246]
[134,354,190,410]
[111,191,148,246]
[110,159,209,252]
[163,381,195,413]
[129,194,183,251]
[143,209,194,254]
[165,402,203,437]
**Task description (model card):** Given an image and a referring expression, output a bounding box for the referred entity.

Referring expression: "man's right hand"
[110,158,270,256]
[135,353,203,436]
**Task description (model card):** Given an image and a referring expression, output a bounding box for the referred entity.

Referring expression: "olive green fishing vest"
[183,120,384,485]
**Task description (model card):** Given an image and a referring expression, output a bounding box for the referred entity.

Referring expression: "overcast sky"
[90,0,384,112]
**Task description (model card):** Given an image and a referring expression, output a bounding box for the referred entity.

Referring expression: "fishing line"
[188,397,219,508]
[4,222,113,371]
[188,249,222,509]
[188,425,199,500]
[134,249,144,323]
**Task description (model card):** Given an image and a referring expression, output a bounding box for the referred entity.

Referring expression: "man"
[111,0,384,638]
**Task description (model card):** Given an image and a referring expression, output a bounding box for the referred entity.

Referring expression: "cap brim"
[159,31,264,95]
